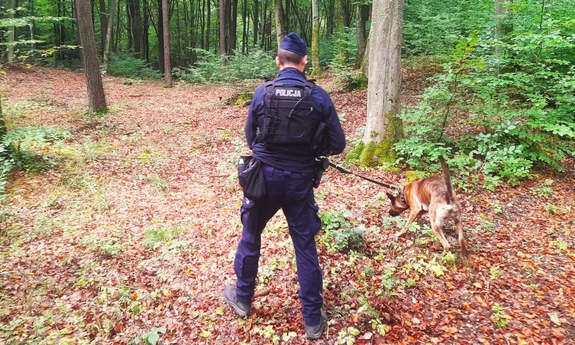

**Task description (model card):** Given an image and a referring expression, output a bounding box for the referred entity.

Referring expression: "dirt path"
[0,66,573,344]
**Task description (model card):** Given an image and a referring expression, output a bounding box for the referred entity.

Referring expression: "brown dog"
[386,156,468,257]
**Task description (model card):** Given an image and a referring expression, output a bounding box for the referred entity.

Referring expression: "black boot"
[223,285,251,318]
[305,310,328,339]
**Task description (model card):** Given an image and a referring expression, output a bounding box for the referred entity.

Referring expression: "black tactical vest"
[255,80,317,153]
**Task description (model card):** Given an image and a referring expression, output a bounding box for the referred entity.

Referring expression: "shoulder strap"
[304,80,315,96]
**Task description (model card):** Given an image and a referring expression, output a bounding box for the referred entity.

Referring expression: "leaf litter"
[0,65,574,344]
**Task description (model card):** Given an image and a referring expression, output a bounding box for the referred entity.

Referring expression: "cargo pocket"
[309,202,321,237]
[241,198,258,233]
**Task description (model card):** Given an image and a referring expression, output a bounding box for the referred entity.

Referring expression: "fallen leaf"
[549,312,561,326]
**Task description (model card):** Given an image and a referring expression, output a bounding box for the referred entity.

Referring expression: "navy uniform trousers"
[233,164,323,326]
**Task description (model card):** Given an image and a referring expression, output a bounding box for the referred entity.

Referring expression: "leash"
[328,161,403,194]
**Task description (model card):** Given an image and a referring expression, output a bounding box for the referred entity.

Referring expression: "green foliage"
[173,49,277,83]
[328,29,359,71]
[402,0,492,56]
[0,126,70,198]
[491,303,510,327]
[318,207,378,252]
[322,29,368,91]
[142,227,182,251]
[143,327,166,345]
[396,10,575,189]
[108,53,161,80]
[529,178,554,198]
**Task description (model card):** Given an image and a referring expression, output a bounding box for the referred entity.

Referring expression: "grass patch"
[142,227,183,251]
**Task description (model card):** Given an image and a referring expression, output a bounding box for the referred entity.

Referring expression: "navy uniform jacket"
[246,67,346,173]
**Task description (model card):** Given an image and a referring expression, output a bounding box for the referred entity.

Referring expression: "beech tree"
[7,0,14,63]
[350,0,404,166]
[75,0,107,113]
[310,0,320,77]
[162,0,172,86]
[274,0,287,49]
[103,0,116,73]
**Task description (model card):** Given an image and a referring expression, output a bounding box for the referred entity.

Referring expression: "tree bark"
[334,0,345,33]
[360,0,404,165]
[99,0,108,53]
[162,0,172,86]
[310,0,321,77]
[355,4,368,68]
[142,0,150,61]
[103,0,116,73]
[127,0,143,57]
[229,0,237,54]
[241,0,248,54]
[7,0,15,63]
[0,94,6,138]
[219,0,226,56]
[253,0,259,47]
[206,0,211,51]
[75,0,108,113]
[325,0,335,39]
[157,0,164,72]
[274,0,286,50]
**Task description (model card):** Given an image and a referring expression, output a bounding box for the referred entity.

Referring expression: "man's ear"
[275,56,281,68]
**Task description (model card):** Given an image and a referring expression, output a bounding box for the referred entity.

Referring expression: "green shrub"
[173,49,277,83]
[108,53,161,80]
[0,126,71,198]
[318,207,378,252]
[395,21,575,189]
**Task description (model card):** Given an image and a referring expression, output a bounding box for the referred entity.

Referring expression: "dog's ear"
[386,192,395,201]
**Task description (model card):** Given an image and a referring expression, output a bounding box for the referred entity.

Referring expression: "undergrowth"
[1,126,71,199]
[395,23,575,190]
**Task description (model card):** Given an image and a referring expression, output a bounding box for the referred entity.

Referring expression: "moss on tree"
[346,113,404,171]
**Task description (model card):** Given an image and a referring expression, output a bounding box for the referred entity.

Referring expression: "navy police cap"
[280,32,307,57]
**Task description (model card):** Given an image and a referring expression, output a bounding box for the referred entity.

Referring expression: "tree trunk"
[128,0,143,58]
[219,0,226,56]
[162,0,172,86]
[114,0,121,52]
[356,4,368,68]
[310,0,321,77]
[229,0,237,54]
[274,0,285,50]
[253,0,259,47]
[0,94,6,138]
[7,0,15,63]
[103,0,116,73]
[355,0,404,166]
[334,0,345,33]
[99,0,108,54]
[241,0,248,54]
[325,0,334,39]
[142,0,150,61]
[157,0,164,72]
[75,0,108,113]
[206,0,211,51]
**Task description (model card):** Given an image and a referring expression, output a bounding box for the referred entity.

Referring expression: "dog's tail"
[439,156,454,204]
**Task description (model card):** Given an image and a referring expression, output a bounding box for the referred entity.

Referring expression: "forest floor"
[0,65,574,345]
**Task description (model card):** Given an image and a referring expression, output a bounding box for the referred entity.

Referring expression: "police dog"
[386,156,468,257]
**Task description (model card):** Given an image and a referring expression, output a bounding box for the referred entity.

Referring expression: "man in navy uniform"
[224,32,346,340]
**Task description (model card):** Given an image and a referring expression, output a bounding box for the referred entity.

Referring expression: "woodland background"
[0,0,574,344]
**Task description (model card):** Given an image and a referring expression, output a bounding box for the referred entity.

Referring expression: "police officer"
[224,32,346,340]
